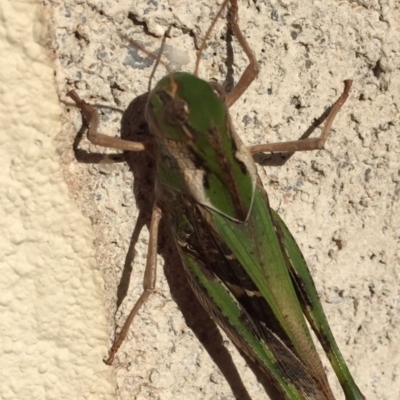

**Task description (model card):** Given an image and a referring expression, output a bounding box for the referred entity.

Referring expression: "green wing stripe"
[182,251,323,400]
[271,210,366,400]
[211,189,327,376]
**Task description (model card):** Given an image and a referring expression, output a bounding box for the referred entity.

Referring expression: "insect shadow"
[71,90,288,399]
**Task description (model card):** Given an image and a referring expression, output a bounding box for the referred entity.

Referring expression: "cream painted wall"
[0,1,114,399]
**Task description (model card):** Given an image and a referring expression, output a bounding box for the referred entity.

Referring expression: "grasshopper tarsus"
[317,79,353,146]
[104,287,155,365]
[103,354,114,366]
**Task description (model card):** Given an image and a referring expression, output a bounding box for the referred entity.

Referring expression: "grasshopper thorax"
[146,72,257,222]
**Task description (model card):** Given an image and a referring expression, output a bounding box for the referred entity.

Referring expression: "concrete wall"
[2,0,399,399]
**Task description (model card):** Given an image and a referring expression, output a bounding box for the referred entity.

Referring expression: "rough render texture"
[7,0,399,399]
[0,1,114,400]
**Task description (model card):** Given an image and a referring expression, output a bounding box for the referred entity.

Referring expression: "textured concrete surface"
[0,1,114,399]
[47,0,400,399]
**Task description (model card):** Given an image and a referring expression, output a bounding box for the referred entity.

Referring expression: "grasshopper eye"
[166,99,189,125]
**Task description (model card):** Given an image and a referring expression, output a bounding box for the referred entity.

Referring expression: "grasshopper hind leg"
[104,205,162,365]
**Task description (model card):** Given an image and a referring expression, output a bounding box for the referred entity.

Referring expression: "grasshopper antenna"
[193,0,230,77]
[120,28,172,92]
[148,26,171,92]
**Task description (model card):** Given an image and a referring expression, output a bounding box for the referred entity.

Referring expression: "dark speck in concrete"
[271,10,279,21]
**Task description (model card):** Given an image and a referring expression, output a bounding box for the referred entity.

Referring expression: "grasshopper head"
[146,72,257,222]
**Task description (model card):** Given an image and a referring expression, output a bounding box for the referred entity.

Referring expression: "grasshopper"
[68,0,365,398]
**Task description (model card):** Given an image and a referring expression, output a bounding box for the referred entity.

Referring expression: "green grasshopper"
[68,0,365,398]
